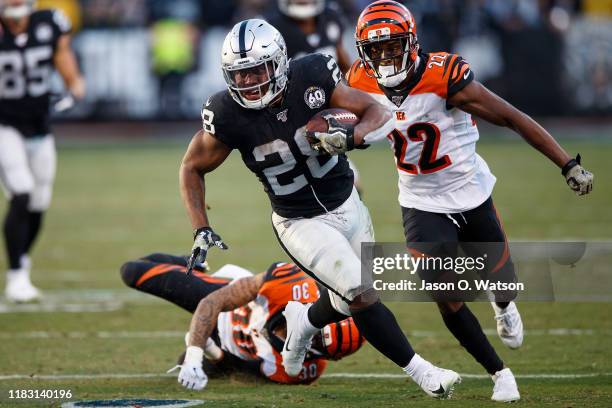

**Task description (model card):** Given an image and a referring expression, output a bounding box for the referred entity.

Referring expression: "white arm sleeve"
[362,116,395,144]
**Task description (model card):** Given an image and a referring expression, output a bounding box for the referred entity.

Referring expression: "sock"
[442,304,504,375]
[402,353,431,383]
[495,301,510,310]
[351,301,415,367]
[3,194,30,270]
[24,211,43,254]
[307,287,348,328]
[300,304,320,337]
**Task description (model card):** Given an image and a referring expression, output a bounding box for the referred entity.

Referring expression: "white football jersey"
[348,52,496,213]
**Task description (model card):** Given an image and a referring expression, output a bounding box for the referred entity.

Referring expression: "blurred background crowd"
[38,0,612,119]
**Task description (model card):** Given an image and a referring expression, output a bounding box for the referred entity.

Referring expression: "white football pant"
[0,125,56,211]
[272,188,375,316]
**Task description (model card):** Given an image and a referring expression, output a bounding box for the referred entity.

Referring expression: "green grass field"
[0,134,611,407]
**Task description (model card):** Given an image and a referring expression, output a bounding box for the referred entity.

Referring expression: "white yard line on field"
[0,372,611,381]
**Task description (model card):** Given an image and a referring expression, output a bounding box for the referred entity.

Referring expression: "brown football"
[305,109,359,135]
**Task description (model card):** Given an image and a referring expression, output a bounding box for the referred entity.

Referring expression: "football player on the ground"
[0,0,85,302]
[121,254,364,389]
[180,19,461,399]
[341,1,594,402]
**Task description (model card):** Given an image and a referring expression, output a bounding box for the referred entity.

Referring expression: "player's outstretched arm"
[449,81,593,195]
[188,273,265,349]
[54,35,85,99]
[180,130,232,272]
[177,273,265,390]
[180,129,231,229]
[330,82,393,146]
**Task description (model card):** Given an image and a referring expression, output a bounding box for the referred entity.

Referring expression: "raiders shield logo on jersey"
[277,109,288,122]
[304,86,326,109]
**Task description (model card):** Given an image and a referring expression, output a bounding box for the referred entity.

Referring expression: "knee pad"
[29,184,52,211]
[26,135,56,211]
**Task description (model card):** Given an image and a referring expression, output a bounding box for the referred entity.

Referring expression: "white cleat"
[281,301,313,377]
[5,269,41,303]
[418,366,462,399]
[493,301,524,349]
[491,368,520,402]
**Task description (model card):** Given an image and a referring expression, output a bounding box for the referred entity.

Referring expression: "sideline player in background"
[120,254,364,390]
[267,0,351,73]
[0,0,85,302]
[334,1,594,402]
[180,19,461,399]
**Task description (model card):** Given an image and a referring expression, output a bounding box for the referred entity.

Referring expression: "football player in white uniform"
[180,19,461,399]
[317,0,595,403]
[0,0,85,302]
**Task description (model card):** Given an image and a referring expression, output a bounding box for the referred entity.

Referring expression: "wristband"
[185,345,204,365]
[562,154,581,177]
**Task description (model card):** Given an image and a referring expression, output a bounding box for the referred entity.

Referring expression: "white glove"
[562,155,593,196]
[177,346,208,390]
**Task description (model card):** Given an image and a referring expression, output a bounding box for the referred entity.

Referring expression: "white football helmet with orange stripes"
[355,0,419,88]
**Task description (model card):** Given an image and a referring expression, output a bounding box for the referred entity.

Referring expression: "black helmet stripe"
[335,322,343,355]
[360,8,409,22]
[238,20,248,58]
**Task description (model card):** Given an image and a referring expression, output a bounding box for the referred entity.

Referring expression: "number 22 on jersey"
[389,122,452,175]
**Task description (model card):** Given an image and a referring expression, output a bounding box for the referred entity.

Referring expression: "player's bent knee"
[28,184,52,211]
[348,288,380,312]
[437,301,464,315]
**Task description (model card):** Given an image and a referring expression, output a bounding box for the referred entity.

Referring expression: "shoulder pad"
[346,60,383,95]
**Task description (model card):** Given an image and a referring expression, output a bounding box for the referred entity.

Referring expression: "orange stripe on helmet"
[356,1,416,40]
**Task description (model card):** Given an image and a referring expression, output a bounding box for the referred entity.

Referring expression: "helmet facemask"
[278,0,324,19]
[1,0,34,20]
[357,30,419,88]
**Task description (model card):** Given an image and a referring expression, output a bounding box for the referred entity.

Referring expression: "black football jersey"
[0,9,70,137]
[267,5,345,61]
[202,53,354,218]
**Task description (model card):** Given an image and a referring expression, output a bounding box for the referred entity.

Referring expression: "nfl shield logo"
[277,109,288,122]
[392,96,404,107]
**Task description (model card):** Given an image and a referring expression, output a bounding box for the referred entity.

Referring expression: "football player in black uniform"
[268,0,364,194]
[267,0,351,73]
[178,19,461,398]
[0,0,85,302]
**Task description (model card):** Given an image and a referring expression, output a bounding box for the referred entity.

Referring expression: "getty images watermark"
[360,242,612,302]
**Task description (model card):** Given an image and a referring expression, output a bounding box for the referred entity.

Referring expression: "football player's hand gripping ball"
[311,116,355,155]
[562,154,593,196]
[187,227,228,275]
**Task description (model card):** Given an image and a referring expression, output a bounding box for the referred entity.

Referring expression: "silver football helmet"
[278,0,325,19]
[221,19,289,110]
[1,0,35,20]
